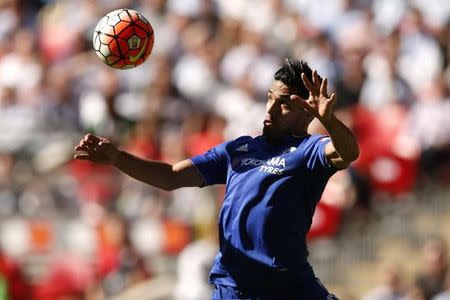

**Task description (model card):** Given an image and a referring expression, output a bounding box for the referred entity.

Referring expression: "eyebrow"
[268,90,291,97]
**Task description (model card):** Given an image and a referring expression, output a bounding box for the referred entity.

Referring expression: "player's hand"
[290,70,336,122]
[74,134,120,165]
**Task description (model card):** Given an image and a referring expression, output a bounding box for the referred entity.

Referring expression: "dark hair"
[273,58,321,99]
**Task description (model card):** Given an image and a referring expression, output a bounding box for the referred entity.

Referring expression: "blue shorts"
[211,278,339,300]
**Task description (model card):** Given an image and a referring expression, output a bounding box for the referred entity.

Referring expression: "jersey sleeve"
[304,135,337,174]
[189,141,229,187]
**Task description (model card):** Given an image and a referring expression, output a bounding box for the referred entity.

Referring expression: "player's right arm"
[74,134,204,191]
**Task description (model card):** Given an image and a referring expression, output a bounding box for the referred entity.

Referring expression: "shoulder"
[212,135,254,156]
[299,134,337,171]
[225,135,254,150]
[234,135,253,144]
[308,134,331,143]
[302,134,331,148]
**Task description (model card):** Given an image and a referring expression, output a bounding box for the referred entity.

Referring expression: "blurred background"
[0,0,449,299]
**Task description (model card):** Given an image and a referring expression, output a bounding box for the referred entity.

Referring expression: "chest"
[229,145,302,178]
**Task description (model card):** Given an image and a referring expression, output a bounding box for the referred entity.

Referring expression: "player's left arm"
[291,70,359,169]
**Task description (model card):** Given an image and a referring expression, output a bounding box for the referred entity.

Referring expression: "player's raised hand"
[74,134,120,165]
[290,70,336,121]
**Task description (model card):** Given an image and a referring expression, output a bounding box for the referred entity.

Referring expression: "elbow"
[338,148,360,169]
[160,172,182,191]
[345,149,359,166]
[160,185,174,192]
[157,165,182,191]
[164,185,179,192]
[354,144,360,160]
[160,182,179,192]
[345,142,360,163]
[350,146,360,162]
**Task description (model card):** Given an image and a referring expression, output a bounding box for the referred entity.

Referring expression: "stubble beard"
[263,125,288,142]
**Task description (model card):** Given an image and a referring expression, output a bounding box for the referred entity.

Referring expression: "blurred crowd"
[0,0,449,299]
[363,237,450,300]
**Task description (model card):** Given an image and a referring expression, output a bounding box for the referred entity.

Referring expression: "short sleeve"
[189,142,229,187]
[304,135,337,174]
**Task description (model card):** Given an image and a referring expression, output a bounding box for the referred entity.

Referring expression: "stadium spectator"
[415,237,449,300]
[362,262,406,300]
[433,273,450,300]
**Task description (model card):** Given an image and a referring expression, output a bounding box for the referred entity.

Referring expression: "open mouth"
[263,119,273,126]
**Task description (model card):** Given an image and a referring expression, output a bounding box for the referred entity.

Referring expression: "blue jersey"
[190,134,337,290]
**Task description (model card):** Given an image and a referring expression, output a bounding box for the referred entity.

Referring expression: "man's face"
[263,80,311,139]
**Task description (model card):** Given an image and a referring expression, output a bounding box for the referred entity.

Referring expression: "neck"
[263,132,309,144]
[263,133,286,144]
[290,126,309,137]
[262,123,310,143]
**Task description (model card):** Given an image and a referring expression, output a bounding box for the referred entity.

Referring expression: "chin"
[263,126,283,141]
[262,125,272,137]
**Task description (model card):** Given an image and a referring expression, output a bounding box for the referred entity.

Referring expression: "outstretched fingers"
[320,77,328,98]
[78,139,97,151]
[74,143,92,159]
[73,153,90,160]
[329,92,336,103]
[74,134,100,160]
[84,133,100,143]
[312,70,320,87]
[301,73,315,95]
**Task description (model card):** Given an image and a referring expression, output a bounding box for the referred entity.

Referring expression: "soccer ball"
[92,9,154,69]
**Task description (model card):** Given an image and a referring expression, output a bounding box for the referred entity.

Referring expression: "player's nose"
[266,102,278,116]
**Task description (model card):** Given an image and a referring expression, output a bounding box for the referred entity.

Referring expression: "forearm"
[113,150,176,191]
[321,114,359,163]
